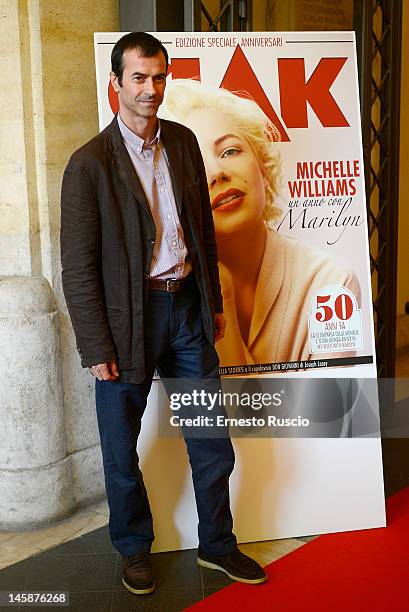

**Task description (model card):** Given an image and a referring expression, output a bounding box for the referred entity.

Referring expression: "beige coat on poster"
[216,228,361,367]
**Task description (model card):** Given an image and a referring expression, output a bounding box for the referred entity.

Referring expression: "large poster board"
[93,32,385,551]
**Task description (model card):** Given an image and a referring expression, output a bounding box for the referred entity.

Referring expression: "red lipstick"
[212,188,244,212]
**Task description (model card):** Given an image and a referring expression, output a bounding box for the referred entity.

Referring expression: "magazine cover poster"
[93,32,385,550]
[95,31,376,378]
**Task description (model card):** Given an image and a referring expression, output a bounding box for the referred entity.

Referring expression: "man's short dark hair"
[111,32,169,86]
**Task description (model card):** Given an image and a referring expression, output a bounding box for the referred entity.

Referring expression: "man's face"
[111,49,167,120]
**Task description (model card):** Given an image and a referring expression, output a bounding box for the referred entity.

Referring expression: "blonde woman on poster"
[161,80,360,367]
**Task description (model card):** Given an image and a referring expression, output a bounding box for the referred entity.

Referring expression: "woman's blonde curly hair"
[160,79,282,224]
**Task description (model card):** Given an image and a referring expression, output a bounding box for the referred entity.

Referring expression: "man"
[60,31,267,595]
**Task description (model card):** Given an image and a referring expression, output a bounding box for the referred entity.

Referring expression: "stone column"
[0,276,73,528]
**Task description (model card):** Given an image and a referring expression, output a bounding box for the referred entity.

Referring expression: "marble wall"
[0,0,118,528]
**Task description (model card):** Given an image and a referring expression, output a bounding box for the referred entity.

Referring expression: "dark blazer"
[60,116,222,383]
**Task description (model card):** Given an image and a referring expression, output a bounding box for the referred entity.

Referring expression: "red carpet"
[188,487,408,611]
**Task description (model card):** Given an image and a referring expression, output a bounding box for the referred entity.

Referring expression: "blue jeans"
[95,279,237,556]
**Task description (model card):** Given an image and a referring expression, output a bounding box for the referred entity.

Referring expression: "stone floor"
[0,496,313,610]
[0,528,313,611]
[1,352,408,610]
[0,500,110,572]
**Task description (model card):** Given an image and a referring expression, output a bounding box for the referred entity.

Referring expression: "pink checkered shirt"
[117,113,192,279]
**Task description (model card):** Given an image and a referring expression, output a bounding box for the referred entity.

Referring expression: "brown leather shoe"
[122,553,155,595]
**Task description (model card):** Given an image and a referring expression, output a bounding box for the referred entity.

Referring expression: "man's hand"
[215,313,226,342]
[89,359,119,381]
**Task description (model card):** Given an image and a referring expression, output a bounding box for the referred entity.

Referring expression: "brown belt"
[146,274,194,293]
